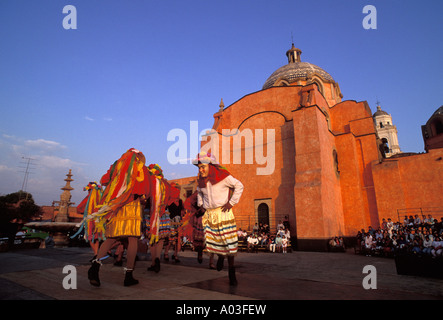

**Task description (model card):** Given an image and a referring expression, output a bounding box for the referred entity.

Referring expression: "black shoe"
[147,265,156,272]
[114,260,123,266]
[124,269,139,286]
[148,258,161,273]
[216,255,225,271]
[229,267,238,286]
[88,260,101,287]
[172,255,180,263]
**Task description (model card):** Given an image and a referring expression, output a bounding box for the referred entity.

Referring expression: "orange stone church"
[171,44,443,251]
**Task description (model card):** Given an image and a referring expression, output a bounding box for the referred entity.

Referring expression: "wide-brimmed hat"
[192,151,218,166]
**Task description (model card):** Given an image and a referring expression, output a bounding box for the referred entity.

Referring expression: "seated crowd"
[356,215,443,258]
[237,217,292,253]
[328,236,346,252]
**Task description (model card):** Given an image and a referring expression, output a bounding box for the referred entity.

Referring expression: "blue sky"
[0,0,442,205]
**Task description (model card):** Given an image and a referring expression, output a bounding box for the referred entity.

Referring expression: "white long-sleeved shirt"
[197,175,244,210]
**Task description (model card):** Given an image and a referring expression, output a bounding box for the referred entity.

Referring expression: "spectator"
[422,236,433,255]
[258,223,264,234]
[237,228,246,242]
[275,234,283,253]
[382,235,393,256]
[414,215,422,227]
[338,237,345,249]
[259,232,268,248]
[421,215,427,226]
[328,237,337,249]
[431,236,442,258]
[247,234,259,253]
[436,218,443,235]
[381,218,387,230]
[403,216,409,227]
[375,229,383,241]
[411,238,422,255]
[269,235,276,253]
[284,228,291,241]
[276,220,284,232]
[277,226,285,238]
[364,233,374,256]
[281,235,288,253]
[283,215,290,231]
[386,218,394,233]
[426,215,435,227]
[397,235,408,252]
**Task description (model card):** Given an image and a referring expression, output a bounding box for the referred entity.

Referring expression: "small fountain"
[26,170,80,247]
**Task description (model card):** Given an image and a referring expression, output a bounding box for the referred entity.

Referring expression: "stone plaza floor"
[0,246,442,301]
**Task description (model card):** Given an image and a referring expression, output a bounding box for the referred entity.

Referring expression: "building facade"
[171,44,443,251]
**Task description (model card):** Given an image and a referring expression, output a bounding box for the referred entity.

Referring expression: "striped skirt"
[202,207,238,256]
[143,213,171,240]
[191,214,205,250]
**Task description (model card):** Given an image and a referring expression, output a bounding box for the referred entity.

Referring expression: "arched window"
[274,79,290,87]
[309,78,324,95]
[381,138,390,154]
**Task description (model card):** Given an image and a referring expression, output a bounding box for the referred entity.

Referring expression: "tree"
[0,191,42,243]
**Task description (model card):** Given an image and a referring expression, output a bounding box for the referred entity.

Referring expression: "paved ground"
[0,246,442,302]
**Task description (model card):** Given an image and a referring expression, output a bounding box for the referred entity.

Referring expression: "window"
[432,119,443,135]
[333,149,339,176]
[257,203,270,226]
[381,138,390,154]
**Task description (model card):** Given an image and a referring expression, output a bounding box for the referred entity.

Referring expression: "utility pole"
[18,156,36,200]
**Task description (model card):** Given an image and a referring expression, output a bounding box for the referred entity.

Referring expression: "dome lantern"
[286,43,302,63]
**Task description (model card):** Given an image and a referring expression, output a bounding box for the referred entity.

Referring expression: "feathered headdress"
[97,148,149,217]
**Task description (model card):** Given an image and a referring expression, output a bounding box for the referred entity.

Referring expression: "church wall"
[293,106,325,241]
[317,107,345,240]
[329,100,381,236]
[334,133,369,234]
[225,111,293,233]
[372,149,443,222]
[371,160,406,221]
[292,100,345,250]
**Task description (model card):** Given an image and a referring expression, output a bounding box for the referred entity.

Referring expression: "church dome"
[373,106,389,117]
[262,44,335,90]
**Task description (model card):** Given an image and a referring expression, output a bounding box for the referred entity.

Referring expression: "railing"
[235,214,290,233]
[396,207,443,223]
